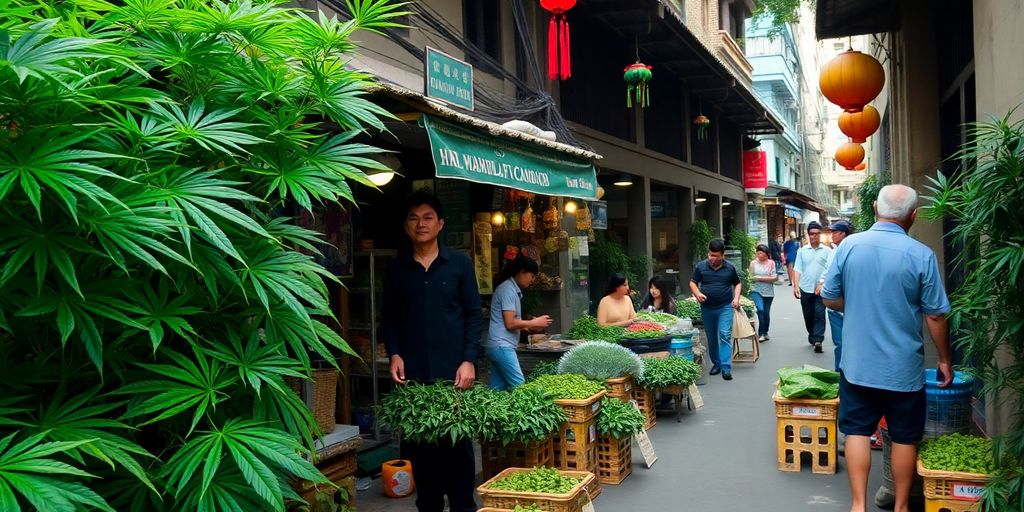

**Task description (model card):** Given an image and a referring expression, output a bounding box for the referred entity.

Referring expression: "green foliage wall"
[851,171,890,232]
[0,1,404,510]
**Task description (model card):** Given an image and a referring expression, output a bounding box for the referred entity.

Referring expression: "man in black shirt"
[689,239,742,380]
[382,191,482,512]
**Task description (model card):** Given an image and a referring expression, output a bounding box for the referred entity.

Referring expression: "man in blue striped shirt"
[822,185,953,512]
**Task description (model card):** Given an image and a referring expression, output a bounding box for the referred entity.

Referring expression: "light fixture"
[367,170,395,187]
[564,200,578,214]
[613,173,634,187]
[722,200,732,206]
[491,211,505,226]
[695,197,707,203]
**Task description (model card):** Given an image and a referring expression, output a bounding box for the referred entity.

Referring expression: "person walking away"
[821,185,953,512]
[597,273,636,327]
[817,221,853,370]
[749,244,777,342]
[689,239,741,381]
[783,232,800,285]
[770,235,785,276]
[486,255,552,390]
[640,276,678,314]
[793,221,832,353]
[382,192,483,512]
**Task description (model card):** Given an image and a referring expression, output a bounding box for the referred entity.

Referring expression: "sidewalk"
[355,283,893,511]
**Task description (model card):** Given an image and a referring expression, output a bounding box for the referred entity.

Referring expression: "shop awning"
[762,185,826,214]
[423,115,599,200]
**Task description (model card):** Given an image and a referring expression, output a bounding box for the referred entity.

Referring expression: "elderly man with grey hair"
[821,184,954,512]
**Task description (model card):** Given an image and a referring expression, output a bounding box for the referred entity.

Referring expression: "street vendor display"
[556,341,644,382]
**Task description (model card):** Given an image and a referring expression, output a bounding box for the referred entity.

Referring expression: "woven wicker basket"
[311,369,338,434]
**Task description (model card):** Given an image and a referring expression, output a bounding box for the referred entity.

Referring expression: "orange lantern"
[819,50,885,113]
[838,105,880,143]
[835,142,865,170]
[853,162,867,171]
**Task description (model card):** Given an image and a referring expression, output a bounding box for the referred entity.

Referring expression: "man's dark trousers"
[800,293,826,344]
[402,438,477,512]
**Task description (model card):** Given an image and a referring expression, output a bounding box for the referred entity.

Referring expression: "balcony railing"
[716,30,753,86]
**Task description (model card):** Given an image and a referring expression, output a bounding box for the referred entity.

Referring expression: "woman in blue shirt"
[485,255,553,390]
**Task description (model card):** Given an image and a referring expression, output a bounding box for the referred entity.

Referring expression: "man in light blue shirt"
[816,220,853,371]
[485,255,552,390]
[821,185,953,512]
[792,221,832,352]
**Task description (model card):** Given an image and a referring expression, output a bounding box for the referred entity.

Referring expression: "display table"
[515,341,572,376]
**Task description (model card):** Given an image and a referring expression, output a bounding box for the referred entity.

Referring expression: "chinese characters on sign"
[425,47,474,111]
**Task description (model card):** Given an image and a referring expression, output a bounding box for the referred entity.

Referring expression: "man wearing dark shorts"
[822,185,953,512]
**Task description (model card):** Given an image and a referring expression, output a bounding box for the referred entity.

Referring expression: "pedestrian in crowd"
[749,244,777,342]
[793,221,832,353]
[783,231,800,285]
[822,184,953,512]
[689,239,741,381]
[640,276,678,314]
[486,255,552,390]
[382,191,482,512]
[770,235,785,276]
[817,220,853,370]
[597,273,636,327]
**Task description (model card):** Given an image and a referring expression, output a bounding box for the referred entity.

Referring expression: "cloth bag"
[731,308,756,339]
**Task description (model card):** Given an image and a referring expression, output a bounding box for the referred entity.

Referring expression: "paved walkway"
[357,280,894,511]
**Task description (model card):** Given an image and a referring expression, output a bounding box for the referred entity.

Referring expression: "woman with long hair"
[749,244,777,342]
[639,277,677,315]
[596,273,636,327]
[486,255,552,389]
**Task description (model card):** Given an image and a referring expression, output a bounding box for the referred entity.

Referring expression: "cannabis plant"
[0,0,404,510]
[923,111,1024,511]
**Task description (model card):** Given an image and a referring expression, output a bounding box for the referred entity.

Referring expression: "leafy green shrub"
[596,397,646,439]
[729,228,757,297]
[852,172,890,232]
[634,357,702,389]
[675,297,703,323]
[688,220,714,267]
[0,2,403,510]
[484,388,567,446]
[556,341,644,381]
[521,374,605,401]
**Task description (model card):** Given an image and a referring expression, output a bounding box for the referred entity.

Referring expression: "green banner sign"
[425,47,474,111]
[423,115,598,200]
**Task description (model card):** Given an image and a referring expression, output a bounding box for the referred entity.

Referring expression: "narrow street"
[359,281,889,511]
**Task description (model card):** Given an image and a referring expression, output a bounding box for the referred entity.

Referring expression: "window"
[463,0,501,64]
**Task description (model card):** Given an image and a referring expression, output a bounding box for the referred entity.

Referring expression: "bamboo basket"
[604,376,634,402]
[480,436,555,481]
[311,369,338,434]
[597,435,632,484]
[477,468,597,512]
[918,460,988,512]
[631,387,657,430]
[554,390,606,423]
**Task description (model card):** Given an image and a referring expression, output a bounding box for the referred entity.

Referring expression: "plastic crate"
[773,390,839,474]
[477,468,598,512]
[554,390,606,423]
[552,419,599,476]
[596,435,632,485]
[924,499,979,512]
[918,460,987,504]
[480,436,555,481]
[631,387,657,430]
[605,376,634,402]
[924,369,975,437]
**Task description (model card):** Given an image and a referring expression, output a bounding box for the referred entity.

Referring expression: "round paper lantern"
[623,62,653,108]
[819,50,885,113]
[854,162,867,171]
[838,105,880,143]
[835,142,865,170]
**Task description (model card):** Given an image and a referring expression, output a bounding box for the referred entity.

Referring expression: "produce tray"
[480,437,555,481]
[604,376,634,402]
[477,468,598,512]
[554,390,606,423]
[917,460,988,502]
[597,435,632,485]
[619,335,672,354]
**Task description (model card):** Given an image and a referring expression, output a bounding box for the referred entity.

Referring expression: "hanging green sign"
[423,115,597,200]
[425,47,474,111]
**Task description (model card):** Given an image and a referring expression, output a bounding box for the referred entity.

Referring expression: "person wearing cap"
[817,220,853,370]
[792,221,832,353]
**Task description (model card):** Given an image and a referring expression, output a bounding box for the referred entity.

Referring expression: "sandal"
[758,336,766,343]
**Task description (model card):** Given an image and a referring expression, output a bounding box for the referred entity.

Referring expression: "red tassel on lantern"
[541,0,576,81]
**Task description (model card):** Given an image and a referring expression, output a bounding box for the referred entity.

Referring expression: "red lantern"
[819,50,885,113]
[835,142,865,170]
[853,162,867,171]
[838,105,880,143]
[540,0,576,80]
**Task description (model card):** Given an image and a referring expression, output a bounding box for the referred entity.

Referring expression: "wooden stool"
[732,334,759,363]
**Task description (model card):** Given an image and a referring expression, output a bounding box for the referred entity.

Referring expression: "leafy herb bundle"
[489,467,581,494]
[920,434,998,474]
[675,298,703,322]
[634,357,702,389]
[522,374,605,401]
[556,341,644,381]
[567,315,626,343]
[596,397,646,439]
[527,360,560,381]
[483,388,568,446]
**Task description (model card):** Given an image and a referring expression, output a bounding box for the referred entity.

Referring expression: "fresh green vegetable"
[527,360,560,381]
[920,434,997,474]
[567,315,627,342]
[621,329,667,340]
[489,467,581,494]
[481,388,568,445]
[633,356,702,389]
[675,297,703,322]
[522,374,605,401]
[636,311,679,324]
[597,397,646,439]
[777,365,839,399]
[556,341,644,381]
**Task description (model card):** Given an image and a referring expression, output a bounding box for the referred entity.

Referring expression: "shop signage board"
[743,150,768,194]
[423,115,598,200]
[425,47,474,111]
